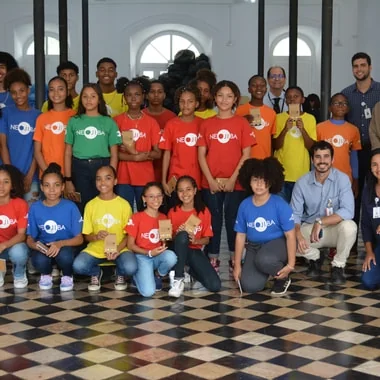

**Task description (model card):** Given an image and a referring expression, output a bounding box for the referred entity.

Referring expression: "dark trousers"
[72,157,110,214]
[173,232,221,292]
[31,246,75,276]
[362,240,380,290]
[202,189,245,257]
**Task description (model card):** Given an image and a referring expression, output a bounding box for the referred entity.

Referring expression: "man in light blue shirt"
[291,141,357,285]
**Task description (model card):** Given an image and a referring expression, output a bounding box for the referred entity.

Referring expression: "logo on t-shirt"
[130,128,146,141]
[141,228,160,244]
[46,121,66,135]
[176,133,198,147]
[253,119,269,131]
[40,220,66,234]
[10,122,35,135]
[76,126,105,139]
[248,217,275,232]
[97,214,120,228]
[327,134,348,148]
[289,126,301,139]
[209,129,238,144]
[0,215,17,229]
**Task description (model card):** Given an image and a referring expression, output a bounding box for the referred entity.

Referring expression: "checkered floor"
[0,243,379,379]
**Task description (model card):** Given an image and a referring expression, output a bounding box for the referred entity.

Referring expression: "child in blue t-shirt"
[233,157,296,296]
[27,163,83,291]
[0,52,18,110]
[0,68,41,205]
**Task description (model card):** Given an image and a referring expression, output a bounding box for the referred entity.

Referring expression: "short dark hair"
[285,86,304,99]
[4,68,31,90]
[96,57,117,69]
[238,157,285,194]
[351,52,371,66]
[330,92,349,105]
[267,66,286,79]
[41,162,64,183]
[0,52,18,71]
[248,75,266,87]
[57,61,79,75]
[309,141,334,159]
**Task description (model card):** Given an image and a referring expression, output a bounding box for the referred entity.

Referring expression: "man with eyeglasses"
[264,66,288,114]
[341,52,380,251]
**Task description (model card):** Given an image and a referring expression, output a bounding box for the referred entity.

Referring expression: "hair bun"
[46,162,62,174]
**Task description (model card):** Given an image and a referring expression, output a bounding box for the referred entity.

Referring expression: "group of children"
[0,53,364,296]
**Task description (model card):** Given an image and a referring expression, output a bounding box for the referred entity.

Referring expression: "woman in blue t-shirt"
[233,157,296,296]
[27,163,83,291]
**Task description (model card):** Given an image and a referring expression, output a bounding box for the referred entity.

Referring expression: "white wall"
[1,0,380,98]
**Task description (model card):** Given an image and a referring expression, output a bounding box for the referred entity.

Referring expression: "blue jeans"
[362,245,380,290]
[133,250,177,297]
[279,181,295,203]
[73,251,137,277]
[1,243,29,279]
[202,189,245,257]
[116,184,144,211]
[72,157,110,214]
[31,246,75,276]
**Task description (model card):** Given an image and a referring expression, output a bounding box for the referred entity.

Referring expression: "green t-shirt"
[65,114,121,159]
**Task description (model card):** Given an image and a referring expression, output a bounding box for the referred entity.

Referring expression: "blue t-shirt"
[0,91,15,109]
[0,105,41,177]
[27,199,83,244]
[235,194,294,244]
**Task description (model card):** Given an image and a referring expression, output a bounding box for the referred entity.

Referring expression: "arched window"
[273,37,312,56]
[138,32,202,78]
[25,36,60,56]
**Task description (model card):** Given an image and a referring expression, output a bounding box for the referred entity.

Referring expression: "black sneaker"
[331,266,346,285]
[271,277,291,295]
[306,259,321,277]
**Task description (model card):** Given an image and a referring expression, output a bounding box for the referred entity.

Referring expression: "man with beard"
[342,53,380,250]
[291,141,356,285]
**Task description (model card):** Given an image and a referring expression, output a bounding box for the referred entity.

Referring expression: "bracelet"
[148,250,152,258]
[287,264,295,270]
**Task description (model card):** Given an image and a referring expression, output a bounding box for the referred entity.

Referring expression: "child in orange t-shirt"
[34,76,76,176]
[142,80,176,182]
[114,78,161,210]
[236,75,276,158]
[198,80,256,273]
[125,182,177,297]
[317,93,361,195]
[160,85,203,197]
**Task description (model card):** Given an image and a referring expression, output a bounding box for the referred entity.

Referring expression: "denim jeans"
[115,184,144,211]
[73,251,137,277]
[1,243,29,279]
[278,181,295,203]
[202,189,245,257]
[72,157,110,214]
[362,244,380,290]
[173,231,221,292]
[31,246,75,276]
[133,250,177,297]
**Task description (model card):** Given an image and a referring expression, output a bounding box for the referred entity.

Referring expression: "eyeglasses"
[332,102,349,107]
[145,194,164,200]
[269,74,285,80]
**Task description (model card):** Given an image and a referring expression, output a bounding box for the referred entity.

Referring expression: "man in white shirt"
[263,66,288,114]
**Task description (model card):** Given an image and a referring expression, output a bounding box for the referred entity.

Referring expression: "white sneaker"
[88,270,103,292]
[168,278,184,298]
[184,272,192,284]
[14,273,28,289]
[169,270,175,288]
[0,271,4,287]
[114,275,128,291]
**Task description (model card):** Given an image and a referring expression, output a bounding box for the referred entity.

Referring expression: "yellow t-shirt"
[194,108,217,119]
[274,112,317,182]
[41,95,80,113]
[102,90,128,117]
[82,196,132,258]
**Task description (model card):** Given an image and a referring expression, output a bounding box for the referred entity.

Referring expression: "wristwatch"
[315,218,323,226]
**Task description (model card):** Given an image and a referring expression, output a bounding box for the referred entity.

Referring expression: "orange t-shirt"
[168,206,213,249]
[33,109,76,175]
[197,115,256,190]
[317,119,362,182]
[142,108,177,182]
[236,103,276,159]
[114,113,161,186]
[159,117,202,187]
[125,211,167,250]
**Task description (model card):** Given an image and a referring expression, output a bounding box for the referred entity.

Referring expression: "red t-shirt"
[197,115,256,190]
[0,197,28,243]
[125,211,167,250]
[159,117,203,187]
[114,113,161,185]
[168,206,213,249]
[142,108,177,182]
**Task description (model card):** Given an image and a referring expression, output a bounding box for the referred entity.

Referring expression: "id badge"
[0,103,5,109]
[325,207,334,216]
[364,108,372,119]
[373,207,380,219]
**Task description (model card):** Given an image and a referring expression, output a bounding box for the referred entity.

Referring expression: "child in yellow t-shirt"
[273,86,317,202]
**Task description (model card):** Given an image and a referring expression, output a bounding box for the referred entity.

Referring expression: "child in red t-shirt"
[114,78,161,210]
[198,80,256,273]
[167,176,221,297]
[160,86,203,197]
[0,164,29,289]
[126,182,177,297]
